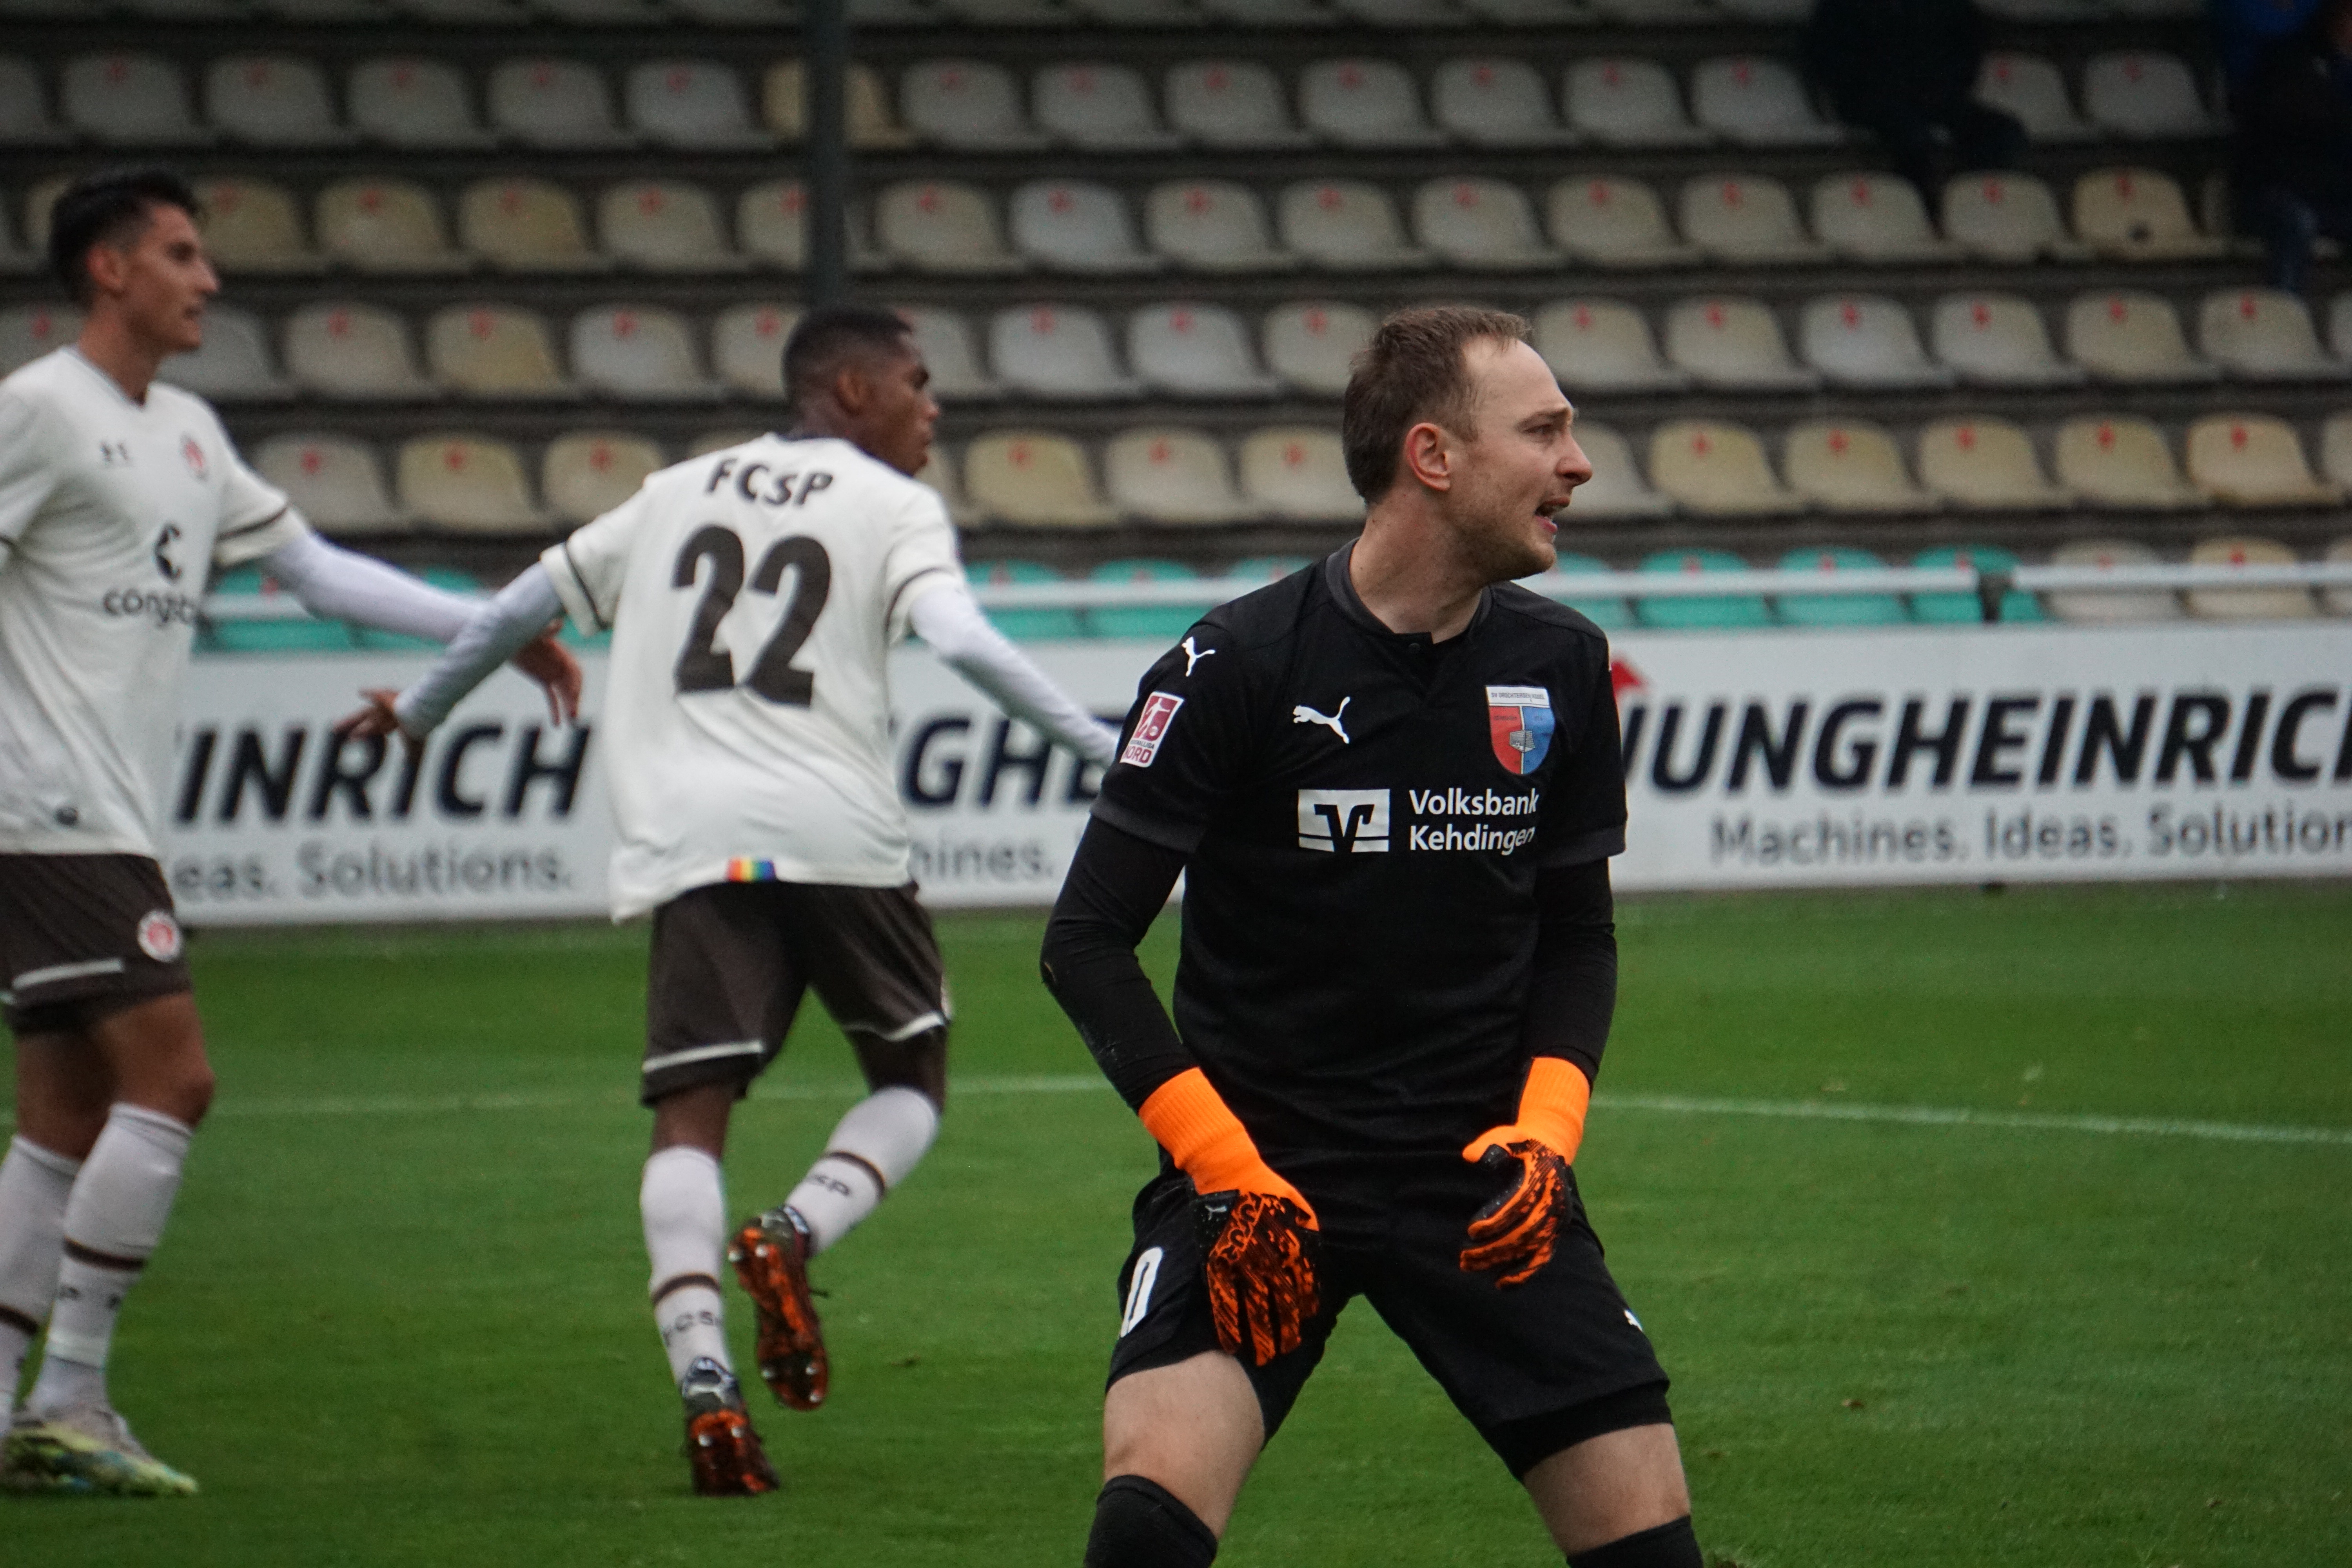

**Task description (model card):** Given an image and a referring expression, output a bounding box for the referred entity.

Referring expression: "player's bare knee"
[853,1026,947,1110]
[649,1083,735,1156]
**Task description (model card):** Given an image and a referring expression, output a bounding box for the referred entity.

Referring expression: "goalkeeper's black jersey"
[1089,547,1625,1171]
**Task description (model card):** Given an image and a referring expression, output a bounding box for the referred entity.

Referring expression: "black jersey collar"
[1321,540,1493,649]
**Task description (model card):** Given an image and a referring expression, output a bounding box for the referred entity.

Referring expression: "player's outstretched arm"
[1459,858,1617,1288]
[1042,820,1321,1364]
[907,579,1120,766]
[268,535,580,726]
[338,563,572,744]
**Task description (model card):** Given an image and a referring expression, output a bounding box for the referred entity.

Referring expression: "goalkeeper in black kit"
[1041,307,1704,1568]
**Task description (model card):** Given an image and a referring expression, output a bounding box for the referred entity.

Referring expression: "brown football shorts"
[0,854,193,1035]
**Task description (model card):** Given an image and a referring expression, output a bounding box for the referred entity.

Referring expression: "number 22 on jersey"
[671,526,833,705]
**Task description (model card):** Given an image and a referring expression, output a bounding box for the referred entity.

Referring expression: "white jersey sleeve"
[879,485,965,645]
[207,426,306,568]
[540,482,654,636]
[0,388,61,567]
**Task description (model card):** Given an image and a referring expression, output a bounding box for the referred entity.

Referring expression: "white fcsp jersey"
[0,348,305,858]
[543,434,965,919]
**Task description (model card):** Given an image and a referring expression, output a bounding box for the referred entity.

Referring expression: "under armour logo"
[1292,697,1351,744]
[98,441,132,466]
[1181,636,1215,676]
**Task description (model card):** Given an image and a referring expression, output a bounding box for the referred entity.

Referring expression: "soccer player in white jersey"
[345,304,1120,1495]
[0,169,580,1497]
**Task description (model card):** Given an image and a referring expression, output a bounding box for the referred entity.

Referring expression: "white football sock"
[0,1137,82,1403]
[785,1087,940,1257]
[641,1146,730,1388]
[27,1105,191,1416]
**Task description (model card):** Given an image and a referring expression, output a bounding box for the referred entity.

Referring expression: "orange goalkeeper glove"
[1140,1068,1320,1365]
[1459,1057,1592,1289]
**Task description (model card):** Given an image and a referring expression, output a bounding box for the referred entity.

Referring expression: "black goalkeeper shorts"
[1104,1160,1672,1480]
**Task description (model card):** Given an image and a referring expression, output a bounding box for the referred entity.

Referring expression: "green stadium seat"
[1911,545,2045,624]
[1774,546,1908,626]
[1086,559,1208,642]
[203,565,356,653]
[1547,552,1633,631]
[353,566,484,651]
[966,560,1082,642]
[1634,548,1772,630]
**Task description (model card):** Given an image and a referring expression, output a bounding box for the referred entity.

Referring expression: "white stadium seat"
[1547,177,1700,267]
[205,56,351,146]
[349,57,496,149]
[1278,180,1431,270]
[601,182,745,273]
[1564,58,1710,146]
[1811,173,1961,263]
[1691,56,1842,147]
[460,179,609,274]
[1679,174,1831,264]
[2073,168,2227,261]
[398,434,551,534]
[2083,50,2220,139]
[1647,420,1806,515]
[711,303,799,397]
[1010,181,1163,274]
[0,305,82,377]
[1973,52,2093,142]
[2044,537,2180,623]
[1164,60,1315,148]
[490,58,634,149]
[2185,535,2317,621]
[285,303,436,399]
[762,60,915,150]
[0,56,71,146]
[571,306,721,401]
[2054,416,2202,508]
[1942,172,2089,263]
[1931,293,2087,387]
[544,432,666,526]
[1414,178,1563,270]
[161,307,296,401]
[1800,295,1955,389]
[2065,292,2221,384]
[427,305,577,399]
[1034,62,1182,150]
[1238,428,1361,523]
[1264,301,1378,395]
[989,305,1144,399]
[1561,422,1675,519]
[255,434,406,534]
[1128,303,1285,397]
[1299,58,1446,147]
[1146,182,1299,272]
[964,432,1117,528]
[876,181,1024,274]
[1103,429,1251,524]
[2324,410,2352,492]
[902,58,1050,150]
[627,60,771,150]
[196,177,325,274]
[1663,296,1821,391]
[2184,416,2342,507]
[1432,58,1575,147]
[63,53,210,145]
[1534,299,1688,393]
[1783,421,1938,513]
[900,306,1000,401]
[1916,418,2073,510]
[316,180,471,275]
[2198,289,2350,382]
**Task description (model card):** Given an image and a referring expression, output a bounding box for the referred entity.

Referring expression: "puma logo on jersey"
[1292,697,1352,744]
[1181,637,1214,676]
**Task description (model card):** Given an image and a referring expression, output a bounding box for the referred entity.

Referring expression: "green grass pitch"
[4,882,2348,1566]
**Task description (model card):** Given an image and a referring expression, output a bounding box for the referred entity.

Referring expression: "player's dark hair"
[1340,305,1532,503]
[782,305,916,414]
[48,167,201,308]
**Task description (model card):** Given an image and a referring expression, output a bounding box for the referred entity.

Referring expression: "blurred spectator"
[2213,0,2326,92]
[1804,0,2026,205]
[2232,0,2352,294]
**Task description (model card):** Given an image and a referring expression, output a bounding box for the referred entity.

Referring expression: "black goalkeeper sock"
[1567,1515,1704,1568]
[1082,1475,1218,1568]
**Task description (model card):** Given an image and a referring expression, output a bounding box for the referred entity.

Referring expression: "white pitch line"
[12,1079,2344,1149]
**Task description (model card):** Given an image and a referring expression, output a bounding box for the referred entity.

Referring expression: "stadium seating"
[2044,537,2181,623]
[161,307,296,401]
[1648,421,1805,514]
[1810,173,1961,263]
[490,58,633,149]
[967,558,1082,641]
[762,61,915,149]
[2330,295,2352,359]
[2183,415,2342,506]
[397,434,550,533]
[1300,58,1446,147]
[0,57,71,146]
[195,178,323,274]
[1129,303,1284,397]
[1034,62,1181,150]
[1973,51,2094,141]
[2324,411,2352,492]
[572,306,720,401]
[0,207,38,277]
[1564,58,1708,146]
[284,303,434,400]
[1264,301,1377,394]
[1237,427,1359,521]
[1663,297,1820,391]
[205,56,350,146]
[1011,181,1163,273]
[349,57,496,148]
[1103,429,1251,524]
[427,306,576,399]
[1414,178,1562,269]
[1146,182,1299,272]
[1691,56,1843,147]
[1536,299,1688,392]
[877,181,1023,274]
[2065,292,2221,384]
[2186,534,2316,619]
[902,59,1049,149]
[2326,536,2352,617]
[964,432,1117,526]
[712,303,798,397]
[1635,548,1773,630]
[1775,546,1909,626]
[1548,553,1636,631]
[2054,416,2203,508]
[1911,544,2045,623]
[1164,60,1315,148]
[1088,559,1210,641]
[2072,168,2227,261]
[1431,58,1575,147]
[2198,289,2350,381]
[1547,177,1702,267]
[1942,172,2090,262]
[254,433,407,534]
[1679,175,1833,265]
[1917,419,2073,510]
[316,180,471,274]
[461,179,609,273]
[1564,423,1675,519]
[0,305,82,377]
[1932,293,2089,386]
[990,305,1141,399]
[737,182,808,271]
[1783,421,1938,513]
[64,53,210,145]
[626,60,772,150]
[600,182,744,273]
[1800,296,1955,389]
[543,431,664,523]
[1278,181,1431,270]
[900,306,998,400]
[2082,50,2220,139]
